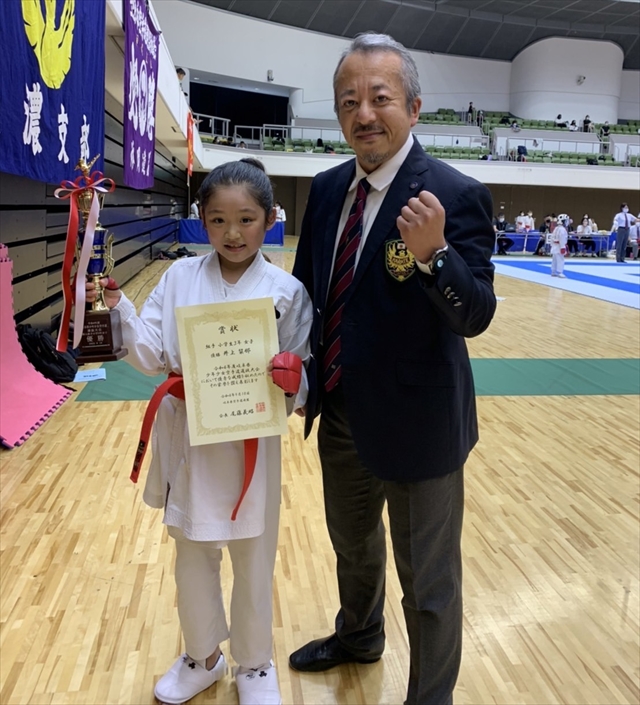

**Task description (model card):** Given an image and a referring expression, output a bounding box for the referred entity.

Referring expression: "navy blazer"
[293,138,496,482]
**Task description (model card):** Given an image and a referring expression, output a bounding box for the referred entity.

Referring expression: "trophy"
[56,157,128,365]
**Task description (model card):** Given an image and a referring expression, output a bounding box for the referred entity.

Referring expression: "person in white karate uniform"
[551,215,569,278]
[86,158,312,705]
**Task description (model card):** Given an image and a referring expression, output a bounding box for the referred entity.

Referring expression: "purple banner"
[124,0,160,189]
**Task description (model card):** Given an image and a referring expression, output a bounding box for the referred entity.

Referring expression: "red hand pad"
[272,352,302,395]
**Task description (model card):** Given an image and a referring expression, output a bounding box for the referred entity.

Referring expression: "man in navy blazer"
[289,33,496,705]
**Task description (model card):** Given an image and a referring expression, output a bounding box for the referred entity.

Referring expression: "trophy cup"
[73,158,128,364]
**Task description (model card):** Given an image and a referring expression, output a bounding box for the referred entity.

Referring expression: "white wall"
[510,38,624,124]
[619,71,640,121]
[152,1,511,119]
[198,143,640,191]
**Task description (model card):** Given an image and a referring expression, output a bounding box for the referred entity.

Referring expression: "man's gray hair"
[333,33,421,115]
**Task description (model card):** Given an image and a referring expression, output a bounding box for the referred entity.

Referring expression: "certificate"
[175,297,288,446]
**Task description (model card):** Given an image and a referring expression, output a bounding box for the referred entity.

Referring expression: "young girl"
[551,216,569,278]
[87,158,312,705]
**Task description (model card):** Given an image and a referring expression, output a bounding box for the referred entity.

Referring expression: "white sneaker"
[558,273,566,278]
[235,661,282,705]
[154,653,227,705]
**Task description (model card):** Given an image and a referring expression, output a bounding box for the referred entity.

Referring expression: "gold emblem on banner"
[385,240,416,281]
[22,0,76,89]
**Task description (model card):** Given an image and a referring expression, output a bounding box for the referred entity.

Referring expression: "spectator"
[569,120,578,132]
[499,115,511,125]
[524,210,535,231]
[467,101,474,124]
[535,215,552,255]
[515,210,527,232]
[583,115,592,133]
[238,141,247,149]
[189,198,199,219]
[324,144,335,154]
[493,213,514,255]
[576,217,597,256]
[476,109,484,127]
[274,201,286,223]
[583,214,598,231]
[176,67,189,99]
[600,121,610,139]
[511,121,521,132]
[556,114,567,128]
[316,138,324,148]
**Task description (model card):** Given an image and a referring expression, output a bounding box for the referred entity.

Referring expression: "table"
[494,231,613,255]
[264,221,284,246]
[178,219,209,244]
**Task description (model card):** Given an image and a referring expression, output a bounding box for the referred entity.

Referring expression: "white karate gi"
[550,225,568,276]
[115,251,312,664]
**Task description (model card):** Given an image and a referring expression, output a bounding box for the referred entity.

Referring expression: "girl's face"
[201,185,275,277]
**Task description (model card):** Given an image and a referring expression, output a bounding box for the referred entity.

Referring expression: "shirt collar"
[348,133,415,193]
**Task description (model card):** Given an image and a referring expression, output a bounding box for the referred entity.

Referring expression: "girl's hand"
[269,352,302,395]
[86,277,122,309]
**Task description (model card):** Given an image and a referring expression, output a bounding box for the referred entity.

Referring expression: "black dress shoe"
[289,634,382,672]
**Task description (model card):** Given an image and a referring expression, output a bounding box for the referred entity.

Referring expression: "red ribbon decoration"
[54,171,115,352]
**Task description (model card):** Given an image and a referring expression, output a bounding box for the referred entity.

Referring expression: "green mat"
[75,361,166,401]
[471,358,640,397]
[75,358,640,402]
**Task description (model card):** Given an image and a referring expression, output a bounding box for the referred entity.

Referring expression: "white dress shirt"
[613,211,637,229]
[331,133,415,274]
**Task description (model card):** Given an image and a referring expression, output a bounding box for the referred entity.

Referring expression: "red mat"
[0,244,72,448]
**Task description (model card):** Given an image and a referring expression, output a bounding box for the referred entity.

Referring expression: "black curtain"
[189,84,288,133]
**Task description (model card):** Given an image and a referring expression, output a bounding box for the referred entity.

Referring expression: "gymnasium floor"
[1,241,639,705]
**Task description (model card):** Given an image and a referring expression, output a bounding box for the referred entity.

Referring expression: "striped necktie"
[323,178,371,392]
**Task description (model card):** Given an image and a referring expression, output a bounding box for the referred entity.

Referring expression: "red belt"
[131,372,258,521]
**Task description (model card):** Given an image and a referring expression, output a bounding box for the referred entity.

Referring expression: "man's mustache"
[353,125,384,134]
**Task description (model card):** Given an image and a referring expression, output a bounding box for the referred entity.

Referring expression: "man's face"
[335,51,420,173]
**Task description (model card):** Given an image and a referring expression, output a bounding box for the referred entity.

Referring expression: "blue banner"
[0,0,106,184]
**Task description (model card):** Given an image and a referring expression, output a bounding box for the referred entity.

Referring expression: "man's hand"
[86,277,121,309]
[396,190,447,264]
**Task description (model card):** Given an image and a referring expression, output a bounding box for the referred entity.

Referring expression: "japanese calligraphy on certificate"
[176,298,288,446]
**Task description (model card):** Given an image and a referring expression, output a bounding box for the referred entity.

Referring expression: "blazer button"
[444,286,451,295]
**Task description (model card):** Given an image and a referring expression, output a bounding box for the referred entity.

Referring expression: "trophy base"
[75,348,128,365]
[76,309,128,365]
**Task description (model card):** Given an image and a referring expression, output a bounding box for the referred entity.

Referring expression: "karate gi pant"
[170,465,280,668]
[551,253,565,275]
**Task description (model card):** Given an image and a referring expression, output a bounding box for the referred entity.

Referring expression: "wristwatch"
[424,246,449,275]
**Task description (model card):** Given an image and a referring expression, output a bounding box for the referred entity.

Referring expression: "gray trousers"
[616,227,630,261]
[317,386,464,705]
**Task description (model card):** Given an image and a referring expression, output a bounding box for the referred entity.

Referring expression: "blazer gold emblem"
[385,240,416,282]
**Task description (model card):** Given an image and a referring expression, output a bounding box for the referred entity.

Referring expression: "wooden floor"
[1,242,639,705]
